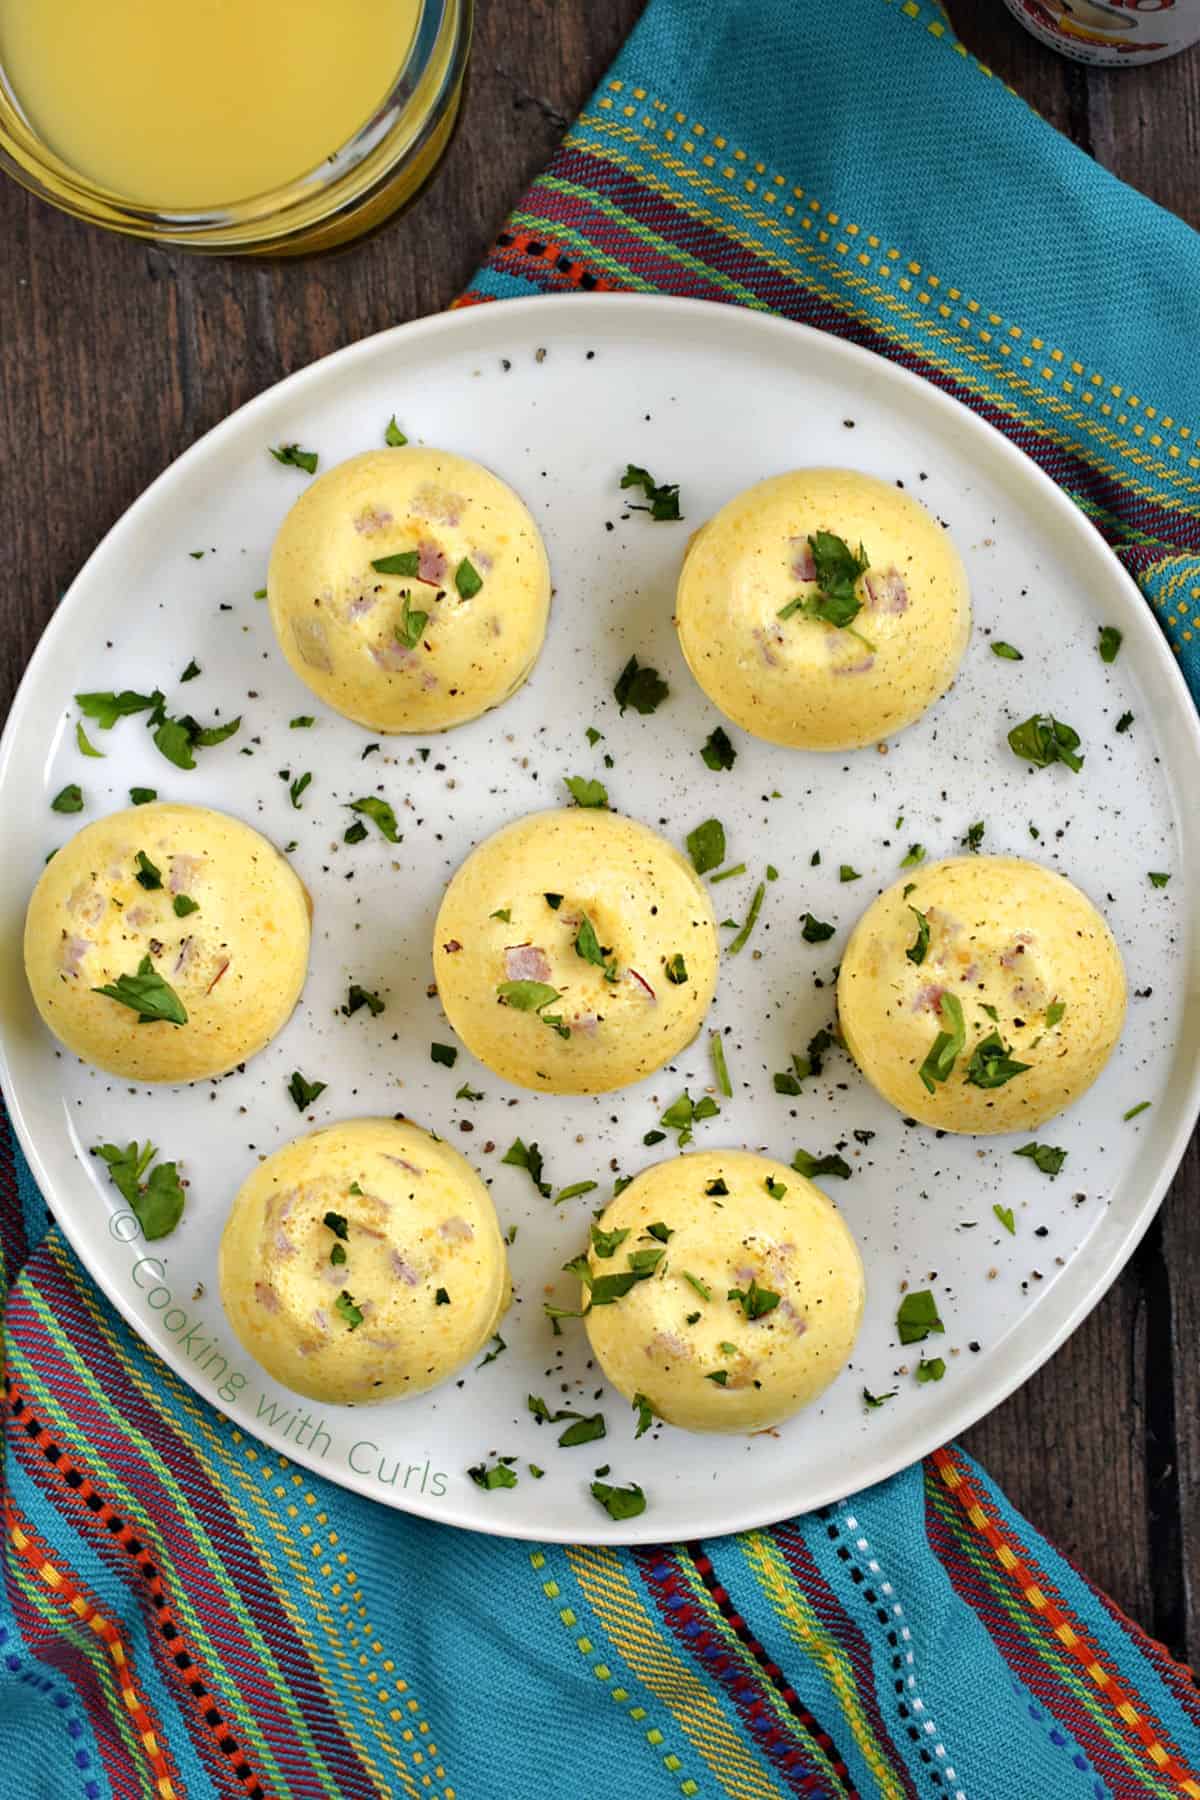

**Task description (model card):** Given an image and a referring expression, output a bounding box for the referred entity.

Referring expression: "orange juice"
[0,0,421,206]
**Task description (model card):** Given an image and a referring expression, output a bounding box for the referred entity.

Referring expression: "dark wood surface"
[0,0,1196,1657]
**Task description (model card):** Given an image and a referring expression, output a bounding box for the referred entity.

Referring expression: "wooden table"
[1,0,1195,1661]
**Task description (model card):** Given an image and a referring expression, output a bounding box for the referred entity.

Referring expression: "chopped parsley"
[590,1479,646,1520]
[778,531,872,647]
[431,1042,458,1067]
[76,688,160,730]
[342,984,385,1018]
[1115,711,1134,734]
[334,1291,363,1330]
[801,912,836,944]
[435,1287,450,1305]
[664,953,688,985]
[557,1412,607,1448]
[455,1081,484,1101]
[491,907,512,921]
[92,956,187,1025]
[683,1271,712,1302]
[564,775,609,809]
[455,558,483,600]
[701,726,736,771]
[900,844,925,868]
[288,771,312,809]
[1046,1000,1066,1028]
[173,894,200,918]
[290,716,315,729]
[134,850,163,889]
[502,1138,551,1197]
[477,1334,507,1367]
[371,550,420,577]
[575,914,616,976]
[288,1070,327,1110]
[129,787,157,805]
[496,979,569,1037]
[91,1140,185,1239]
[1124,1101,1152,1122]
[765,1178,787,1200]
[620,463,681,521]
[706,1370,729,1386]
[346,796,400,841]
[468,1460,518,1490]
[179,658,201,684]
[963,820,985,853]
[1015,1142,1067,1177]
[863,1387,897,1408]
[727,1277,780,1320]
[270,443,319,474]
[839,865,861,883]
[591,1224,630,1260]
[585,727,603,747]
[51,783,84,814]
[896,1289,944,1345]
[918,992,965,1093]
[659,1091,719,1148]
[614,655,669,715]
[709,863,747,884]
[1148,871,1171,889]
[792,1148,851,1181]
[394,592,429,650]
[76,720,104,757]
[686,818,726,875]
[916,1357,946,1384]
[726,883,765,955]
[324,1210,349,1240]
[1098,625,1123,663]
[991,641,1024,661]
[1008,714,1084,773]
[633,1393,656,1438]
[906,906,930,965]
[964,1032,1030,1089]
[554,1180,598,1206]
[384,415,408,446]
[709,1031,732,1098]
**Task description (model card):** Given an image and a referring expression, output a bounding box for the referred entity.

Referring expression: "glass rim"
[0,0,469,246]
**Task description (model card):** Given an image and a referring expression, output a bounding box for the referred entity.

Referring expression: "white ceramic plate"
[1,294,1197,1545]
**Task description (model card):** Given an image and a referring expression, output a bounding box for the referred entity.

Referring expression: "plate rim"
[2,289,1198,1544]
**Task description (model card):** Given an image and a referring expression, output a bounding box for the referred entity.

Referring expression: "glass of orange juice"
[0,0,471,254]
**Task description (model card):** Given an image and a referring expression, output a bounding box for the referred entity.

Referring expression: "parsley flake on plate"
[431,1042,458,1067]
[990,641,1023,661]
[792,1148,851,1181]
[270,443,319,475]
[342,984,385,1017]
[384,416,408,447]
[91,1140,185,1239]
[1015,1142,1067,1177]
[468,1460,518,1490]
[686,817,726,875]
[896,1289,944,1345]
[564,775,609,809]
[502,1138,551,1197]
[801,912,835,944]
[1008,713,1084,773]
[76,720,104,757]
[590,1479,646,1520]
[916,1357,946,1384]
[288,1070,327,1111]
[51,783,84,814]
[620,463,681,521]
[1098,625,1123,663]
[346,796,400,841]
[614,654,669,716]
[701,725,736,771]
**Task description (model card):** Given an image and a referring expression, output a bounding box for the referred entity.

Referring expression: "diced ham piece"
[439,1216,474,1242]
[254,1281,280,1313]
[124,905,152,929]
[411,484,464,527]
[490,616,503,638]
[649,1331,692,1361]
[311,1307,330,1333]
[345,591,378,621]
[60,935,91,977]
[353,505,393,536]
[274,1231,295,1259]
[67,882,105,926]
[753,625,784,668]
[391,1252,421,1285]
[627,969,657,1002]
[420,671,439,692]
[383,1156,423,1176]
[370,639,417,672]
[505,943,551,982]
[864,568,910,614]
[292,616,333,673]
[416,541,447,587]
[1000,934,1034,970]
[913,983,945,1013]
[789,537,816,582]
[571,1012,599,1037]
[831,653,875,676]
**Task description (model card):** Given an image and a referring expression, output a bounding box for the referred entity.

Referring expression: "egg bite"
[433,807,718,1095]
[674,467,970,750]
[581,1149,865,1433]
[267,447,552,733]
[837,855,1126,1133]
[23,802,310,1083]
[220,1118,510,1405]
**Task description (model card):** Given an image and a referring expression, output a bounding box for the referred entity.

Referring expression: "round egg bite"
[267,447,551,732]
[582,1150,865,1433]
[674,467,970,750]
[23,802,310,1083]
[837,855,1126,1133]
[220,1118,510,1405]
[433,807,718,1095]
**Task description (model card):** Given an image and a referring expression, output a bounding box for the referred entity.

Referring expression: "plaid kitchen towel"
[3,2,1199,1796]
